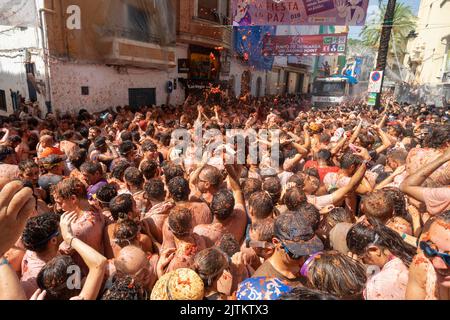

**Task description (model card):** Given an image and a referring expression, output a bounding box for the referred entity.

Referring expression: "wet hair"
[22,213,59,253]
[163,164,184,184]
[53,178,86,200]
[358,134,375,149]
[168,206,192,238]
[320,207,353,232]
[101,275,145,300]
[80,161,102,175]
[215,233,240,258]
[159,133,171,147]
[317,149,332,161]
[120,131,132,142]
[382,187,411,223]
[211,189,235,221]
[262,177,282,204]
[250,218,275,242]
[37,255,81,300]
[140,160,159,180]
[69,149,87,170]
[241,178,262,199]
[78,126,89,139]
[319,133,331,144]
[61,130,75,141]
[284,187,307,211]
[387,149,407,164]
[110,193,134,221]
[0,145,14,161]
[296,203,321,231]
[124,167,144,187]
[167,176,190,202]
[95,184,118,206]
[346,218,417,267]
[340,153,361,170]
[19,159,39,173]
[287,174,305,188]
[248,191,274,220]
[143,178,165,200]
[361,190,394,223]
[423,126,450,148]
[118,141,135,156]
[114,219,139,248]
[141,140,157,153]
[279,286,338,300]
[304,167,320,180]
[7,135,21,145]
[194,248,228,287]
[307,251,367,300]
[200,165,223,188]
[111,160,132,181]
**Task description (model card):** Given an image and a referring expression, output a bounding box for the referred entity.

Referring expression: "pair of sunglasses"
[281,242,303,260]
[420,241,450,266]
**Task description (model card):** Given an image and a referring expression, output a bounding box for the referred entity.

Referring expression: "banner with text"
[263,33,348,56]
[232,0,369,26]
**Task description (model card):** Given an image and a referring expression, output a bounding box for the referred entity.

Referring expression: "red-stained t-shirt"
[304,161,339,182]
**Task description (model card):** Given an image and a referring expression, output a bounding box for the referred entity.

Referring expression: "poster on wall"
[232,0,369,26]
[263,33,348,56]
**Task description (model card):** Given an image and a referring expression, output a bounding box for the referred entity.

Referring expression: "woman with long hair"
[346,218,417,299]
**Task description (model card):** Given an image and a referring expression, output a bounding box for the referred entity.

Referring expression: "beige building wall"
[403,0,450,85]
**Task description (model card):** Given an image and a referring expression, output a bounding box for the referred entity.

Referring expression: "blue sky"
[348,0,420,39]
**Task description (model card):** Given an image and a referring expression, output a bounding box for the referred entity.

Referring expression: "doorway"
[129,88,156,110]
[256,77,262,97]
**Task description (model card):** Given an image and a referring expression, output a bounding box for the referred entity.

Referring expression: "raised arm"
[373,126,393,154]
[375,165,406,190]
[349,120,362,145]
[331,163,367,205]
[0,181,36,300]
[400,147,450,202]
[60,212,107,300]
[225,164,245,206]
[377,114,388,129]
[330,134,347,156]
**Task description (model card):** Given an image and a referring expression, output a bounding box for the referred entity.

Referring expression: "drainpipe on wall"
[39,8,56,114]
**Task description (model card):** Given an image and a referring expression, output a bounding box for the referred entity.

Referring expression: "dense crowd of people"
[0,92,449,300]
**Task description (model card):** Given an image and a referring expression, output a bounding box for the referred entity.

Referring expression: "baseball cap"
[274,212,324,257]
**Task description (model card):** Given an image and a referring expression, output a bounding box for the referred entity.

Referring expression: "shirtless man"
[142,178,174,244]
[189,164,223,205]
[193,164,247,246]
[110,245,158,295]
[161,176,212,251]
[104,194,141,259]
[158,206,207,275]
[123,167,146,214]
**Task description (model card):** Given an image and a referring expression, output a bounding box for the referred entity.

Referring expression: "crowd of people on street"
[0,91,449,300]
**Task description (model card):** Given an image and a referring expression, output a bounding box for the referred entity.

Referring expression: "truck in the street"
[311,75,357,108]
